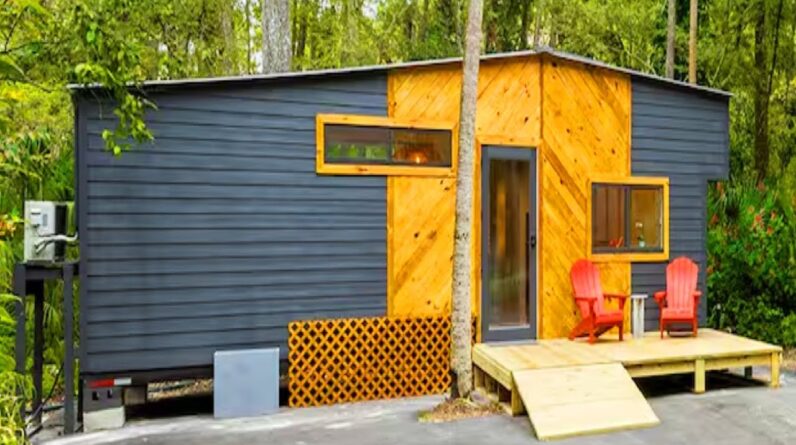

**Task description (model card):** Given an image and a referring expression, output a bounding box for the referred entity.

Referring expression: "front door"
[481,146,537,342]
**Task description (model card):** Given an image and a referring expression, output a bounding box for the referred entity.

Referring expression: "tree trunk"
[262,0,291,73]
[665,0,675,78]
[221,3,235,75]
[451,0,483,400]
[519,0,532,49]
[688,0,697,84]
[753,0,769,181]
[533,0,544,48]
[246,0,253,74]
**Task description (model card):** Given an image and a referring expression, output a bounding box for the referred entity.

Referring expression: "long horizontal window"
[589,177,669,261]
[317,114,455,176]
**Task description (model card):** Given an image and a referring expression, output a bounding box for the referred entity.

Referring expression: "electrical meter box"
[24,201,70,263]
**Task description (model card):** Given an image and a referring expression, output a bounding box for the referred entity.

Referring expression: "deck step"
[513,363,659,441]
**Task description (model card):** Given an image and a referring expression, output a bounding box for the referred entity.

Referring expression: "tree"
[665,0,675,78]
[450,0,483,399]
[689,0,697,83]
[262,0,291,73]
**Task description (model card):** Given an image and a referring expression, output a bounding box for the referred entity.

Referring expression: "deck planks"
[473,329,782,439]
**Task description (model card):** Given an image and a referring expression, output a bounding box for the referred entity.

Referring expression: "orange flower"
[767,227,774,235]
[709,214,719,226]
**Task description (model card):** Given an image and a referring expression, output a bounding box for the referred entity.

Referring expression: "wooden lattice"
[288,316,473,407]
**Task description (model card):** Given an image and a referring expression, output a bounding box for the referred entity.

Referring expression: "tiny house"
[71,49,729,399]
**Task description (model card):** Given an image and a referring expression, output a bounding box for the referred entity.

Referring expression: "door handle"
[530,235,537,250]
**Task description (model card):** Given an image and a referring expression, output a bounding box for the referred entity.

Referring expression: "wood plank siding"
[385,55,633,339]
[539,57,632,338]
[73,51,731,377]
[76,74,389,374]
[630,79,730,328]
[386,58,540,321]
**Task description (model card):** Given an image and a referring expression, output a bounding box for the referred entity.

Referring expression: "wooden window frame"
[586,176,670,263]
[316,114,457,176]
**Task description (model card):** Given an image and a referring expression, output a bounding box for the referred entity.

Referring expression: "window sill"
[589,251,670,263]
[316,163,454,177]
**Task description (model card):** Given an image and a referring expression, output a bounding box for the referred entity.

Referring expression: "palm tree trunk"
[451,0,483,400]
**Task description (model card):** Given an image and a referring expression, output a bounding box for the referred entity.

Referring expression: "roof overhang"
[68,47,732,99]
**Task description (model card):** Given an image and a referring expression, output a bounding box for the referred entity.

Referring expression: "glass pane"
[324,123,452,166]
[488,158,530,328]
[392,129,451,166]
[630,187,663,249]
[324,124,390,163]
[592,184,627,249]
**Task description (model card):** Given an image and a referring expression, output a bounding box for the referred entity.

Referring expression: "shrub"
[707,179,796,346]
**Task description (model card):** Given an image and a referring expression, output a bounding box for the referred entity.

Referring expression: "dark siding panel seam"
[630,78,729,329]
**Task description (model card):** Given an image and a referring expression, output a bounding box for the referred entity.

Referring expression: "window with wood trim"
[316,114,455,176]
[588,177,669,261]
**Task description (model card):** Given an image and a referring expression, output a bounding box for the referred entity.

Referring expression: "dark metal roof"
[68,48,732,99]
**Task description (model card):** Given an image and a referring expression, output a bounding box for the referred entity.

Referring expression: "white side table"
[630,293,649,339]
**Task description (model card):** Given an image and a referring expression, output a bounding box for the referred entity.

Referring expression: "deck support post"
[510,381,524,416]
[473,366,485,389]
[770,352,780,388]
[694,359,706,394]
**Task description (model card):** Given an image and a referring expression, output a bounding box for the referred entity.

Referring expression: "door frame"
[479,144,538,342]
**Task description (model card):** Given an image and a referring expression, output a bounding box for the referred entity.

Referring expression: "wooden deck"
[473,329,782,418]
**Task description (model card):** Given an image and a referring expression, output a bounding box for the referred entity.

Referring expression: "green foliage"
[707,179,796,345]
[0,0,793,438]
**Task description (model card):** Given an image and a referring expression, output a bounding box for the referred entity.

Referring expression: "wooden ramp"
[514,363,659,441]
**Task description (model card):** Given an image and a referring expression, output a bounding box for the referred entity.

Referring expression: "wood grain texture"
[387,57,541,319]
[515,363,659,440]
[386,54,632,341]
[539,56,632,338]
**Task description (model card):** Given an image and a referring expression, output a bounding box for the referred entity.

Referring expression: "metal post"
[32,280,44,428]
[13,264,26,423]
[63,264,75,434]
[630,293,648,339]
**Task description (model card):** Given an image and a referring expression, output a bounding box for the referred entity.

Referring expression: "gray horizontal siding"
[77,74,389,375]
[630,79,729,330]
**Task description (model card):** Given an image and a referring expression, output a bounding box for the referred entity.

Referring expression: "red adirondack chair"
[654,256,702,338]
[569,259,628,344]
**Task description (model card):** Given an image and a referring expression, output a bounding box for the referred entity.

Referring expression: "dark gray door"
[481,146,537,342]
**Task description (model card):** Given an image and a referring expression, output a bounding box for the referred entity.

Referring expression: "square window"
[591,179,667,257]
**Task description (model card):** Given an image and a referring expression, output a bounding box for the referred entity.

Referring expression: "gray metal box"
[213,348,279,419]
[24,201,69,263]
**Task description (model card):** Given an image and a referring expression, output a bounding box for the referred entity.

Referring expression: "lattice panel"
[288,316,474,407]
